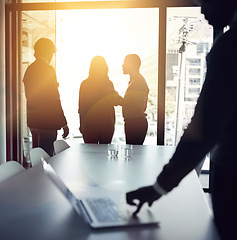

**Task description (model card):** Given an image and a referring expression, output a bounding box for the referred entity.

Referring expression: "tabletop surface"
[0,144,220,240]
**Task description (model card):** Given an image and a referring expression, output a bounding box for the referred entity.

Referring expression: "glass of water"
[122,144,133,158]
[108,144,119,157]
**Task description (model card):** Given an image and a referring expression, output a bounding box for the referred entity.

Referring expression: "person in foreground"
[122,54,149,145]
[126,1,237,239]
[23,38,69,156]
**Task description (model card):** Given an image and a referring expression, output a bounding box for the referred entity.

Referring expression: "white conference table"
[0,143,220,240]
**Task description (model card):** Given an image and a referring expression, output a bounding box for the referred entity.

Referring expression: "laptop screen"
[41,158,79,209]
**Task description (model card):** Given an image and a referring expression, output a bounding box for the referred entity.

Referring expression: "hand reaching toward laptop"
[126,185,162,216]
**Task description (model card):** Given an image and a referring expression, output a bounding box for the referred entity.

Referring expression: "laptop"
[42,158,160,229]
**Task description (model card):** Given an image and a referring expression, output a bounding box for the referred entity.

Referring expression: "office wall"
[0,1,6,164]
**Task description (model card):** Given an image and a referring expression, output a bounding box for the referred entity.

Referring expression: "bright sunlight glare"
[56,9,159,137]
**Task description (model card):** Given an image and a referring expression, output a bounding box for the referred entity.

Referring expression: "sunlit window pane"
[165,7,213,170]
[165,7,213,147]
[21,8,159,155]
[56,8,158,144]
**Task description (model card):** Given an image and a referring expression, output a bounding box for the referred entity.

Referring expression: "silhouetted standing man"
[23,38,69,156]
[126,1,237,239]
[122,54,149,145]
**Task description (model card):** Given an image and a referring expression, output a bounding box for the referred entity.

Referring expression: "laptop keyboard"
[86,197,121,222]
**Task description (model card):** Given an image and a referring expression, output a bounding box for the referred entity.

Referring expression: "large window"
[7,1,213,172]
[55,9,158,145]
[165,7,213,170]
[21,8,159,161]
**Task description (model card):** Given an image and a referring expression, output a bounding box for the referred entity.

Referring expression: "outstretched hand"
[126,185,161,216]
[62,125,69,139]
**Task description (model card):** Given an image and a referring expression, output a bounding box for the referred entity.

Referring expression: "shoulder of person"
[107,79,115,88]
[47,63,56,72]
[132,75,149,92]
[80,79,89,86]
[25,60,37,71]
[208,28,237,69]
[22,60,39,81]
[36,59,56,75]
[213,26,237,53]
[80,79,95,93]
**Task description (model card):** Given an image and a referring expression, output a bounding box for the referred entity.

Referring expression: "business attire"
[156,16,237,240]
[78,77,122,144]
[23,58,67,156]
[122,74,149,145]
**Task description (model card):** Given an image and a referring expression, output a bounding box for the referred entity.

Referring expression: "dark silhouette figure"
[122,54,149,145]
[126,1,237,240]
[78,56,123,144]
[23,38,69,156]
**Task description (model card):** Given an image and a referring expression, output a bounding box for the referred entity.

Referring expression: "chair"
[0,161,25,183]
[53,139,70,154]
[30,147,50,167]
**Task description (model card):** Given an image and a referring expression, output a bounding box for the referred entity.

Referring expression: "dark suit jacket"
[157,21,237,191]
[23,58,67,130]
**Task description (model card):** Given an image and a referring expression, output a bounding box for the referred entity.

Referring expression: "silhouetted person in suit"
[126,1,237,239]
[78,56,123,144]
[23,38,69,156]
[122,54,149,145]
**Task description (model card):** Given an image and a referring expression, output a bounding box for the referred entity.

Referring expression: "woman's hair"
[88,56,109,81]
[34,38,56,58]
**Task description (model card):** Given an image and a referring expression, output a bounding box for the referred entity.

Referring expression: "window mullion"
[157,6,166,145]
